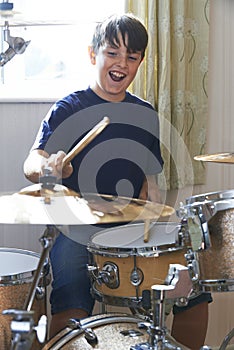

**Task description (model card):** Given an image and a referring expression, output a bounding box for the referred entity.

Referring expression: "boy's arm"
[139,175,162,203]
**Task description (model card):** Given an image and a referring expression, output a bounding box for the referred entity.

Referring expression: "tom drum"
[0,247,50,349]
[87,222,188,308]
[185,189,234,292]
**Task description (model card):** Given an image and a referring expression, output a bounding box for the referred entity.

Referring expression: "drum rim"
[87,221,182,256]
[43,313,146,349]
[186,189,234,204]
[42,313,189,350]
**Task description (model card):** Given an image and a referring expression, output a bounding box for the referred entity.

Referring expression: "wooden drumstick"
[144,219,151,243]
[62,116,110,167]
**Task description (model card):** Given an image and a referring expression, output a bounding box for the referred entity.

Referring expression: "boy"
[24,14,210,349]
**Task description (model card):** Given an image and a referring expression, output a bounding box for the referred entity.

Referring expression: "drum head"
[89,222,180,254]
[0,248,39,279]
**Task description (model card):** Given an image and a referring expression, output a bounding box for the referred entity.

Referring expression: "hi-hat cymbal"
[194,152,234,164]
[0,187,174,225]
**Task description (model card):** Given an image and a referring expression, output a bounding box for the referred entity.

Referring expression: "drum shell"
[42,313,189,350]
[186,190,234,291]
[0,248,50,349]
[88,222,188,306]
[195,207,234,291]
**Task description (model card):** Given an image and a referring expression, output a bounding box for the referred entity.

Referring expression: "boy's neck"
[90,83,126,102]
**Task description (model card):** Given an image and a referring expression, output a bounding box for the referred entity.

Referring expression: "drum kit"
[1,1,233,348]
[0,151,233,350]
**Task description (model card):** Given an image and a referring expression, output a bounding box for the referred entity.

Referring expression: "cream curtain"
[125,0,210,190]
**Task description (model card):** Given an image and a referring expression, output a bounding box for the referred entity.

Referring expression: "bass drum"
[43,313,189,350]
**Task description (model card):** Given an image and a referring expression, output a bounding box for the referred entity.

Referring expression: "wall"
[0,103,52,252]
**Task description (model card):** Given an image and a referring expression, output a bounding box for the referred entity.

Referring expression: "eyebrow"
[105,44,141,55]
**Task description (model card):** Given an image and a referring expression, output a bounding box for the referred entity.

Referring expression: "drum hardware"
[3,225,59,350]
[177,200,214,251]
[130,255,144,288]
[184,189,234,292]
[184,250,200,285]
[2,309,47,350]
[88,262,121,289]
[66,318,98,347]
[130,264,193,350]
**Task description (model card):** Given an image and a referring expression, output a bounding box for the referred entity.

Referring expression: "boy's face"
[89,33,143,102]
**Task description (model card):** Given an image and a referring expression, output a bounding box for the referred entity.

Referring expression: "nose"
[116,54,128,68]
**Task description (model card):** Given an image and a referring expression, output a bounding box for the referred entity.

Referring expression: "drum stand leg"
[2,225,59,350]
[218,328,234,350]
[131,286,183,350]
[131,264,193,350]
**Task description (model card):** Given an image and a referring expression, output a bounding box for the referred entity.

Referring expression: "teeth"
[111,71,125,78]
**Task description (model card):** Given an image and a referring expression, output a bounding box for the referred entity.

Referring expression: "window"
[0,0,125,101]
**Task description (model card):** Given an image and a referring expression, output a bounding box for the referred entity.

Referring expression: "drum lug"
[67,319,98,346]
[177,201,212,250]
[130,267,144,287]
[87,262,120,289]
[35,286,46,300]
[100,262,119,289]
[185,251,199,283]
[177,220,191,247]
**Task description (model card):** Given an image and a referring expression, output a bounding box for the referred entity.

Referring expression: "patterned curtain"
[125,0,210,190]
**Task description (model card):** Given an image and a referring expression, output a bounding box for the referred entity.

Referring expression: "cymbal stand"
[3,225,59,350]
[131,264,193,350]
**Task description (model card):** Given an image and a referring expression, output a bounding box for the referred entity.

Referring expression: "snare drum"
[0,247,50,349]
[42,313,189,350]
[185,189,234,292]
[87,222,188,307]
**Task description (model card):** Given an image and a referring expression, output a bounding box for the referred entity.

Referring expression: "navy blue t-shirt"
[32,87,163,198]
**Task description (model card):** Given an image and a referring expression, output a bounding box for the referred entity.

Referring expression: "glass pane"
[0,0,124,97]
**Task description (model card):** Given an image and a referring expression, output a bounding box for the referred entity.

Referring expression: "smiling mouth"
[109,71,126,82]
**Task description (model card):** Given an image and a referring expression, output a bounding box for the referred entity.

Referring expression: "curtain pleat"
[125,0,210,190]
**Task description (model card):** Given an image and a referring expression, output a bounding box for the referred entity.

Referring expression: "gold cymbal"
[0,186,174,225]
[194,152,234,164]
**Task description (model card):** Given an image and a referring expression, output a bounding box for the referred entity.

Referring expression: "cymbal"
[0,188,174,225]
[194,152,234,164]
[19,183,79,197]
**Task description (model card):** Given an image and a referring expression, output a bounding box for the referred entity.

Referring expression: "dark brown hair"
[91,13,148,59]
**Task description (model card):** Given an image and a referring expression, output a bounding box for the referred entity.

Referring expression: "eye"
[128,55,138,61]
[107,51,117,56]
[128,53,141,61]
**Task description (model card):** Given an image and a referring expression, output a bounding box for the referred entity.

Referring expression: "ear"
[88,46,96,65]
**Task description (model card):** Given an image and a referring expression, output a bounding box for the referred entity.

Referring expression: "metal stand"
[2,225,58,350]
[130,264,193,350]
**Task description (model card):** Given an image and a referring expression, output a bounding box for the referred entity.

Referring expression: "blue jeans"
[49,233,95,315]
